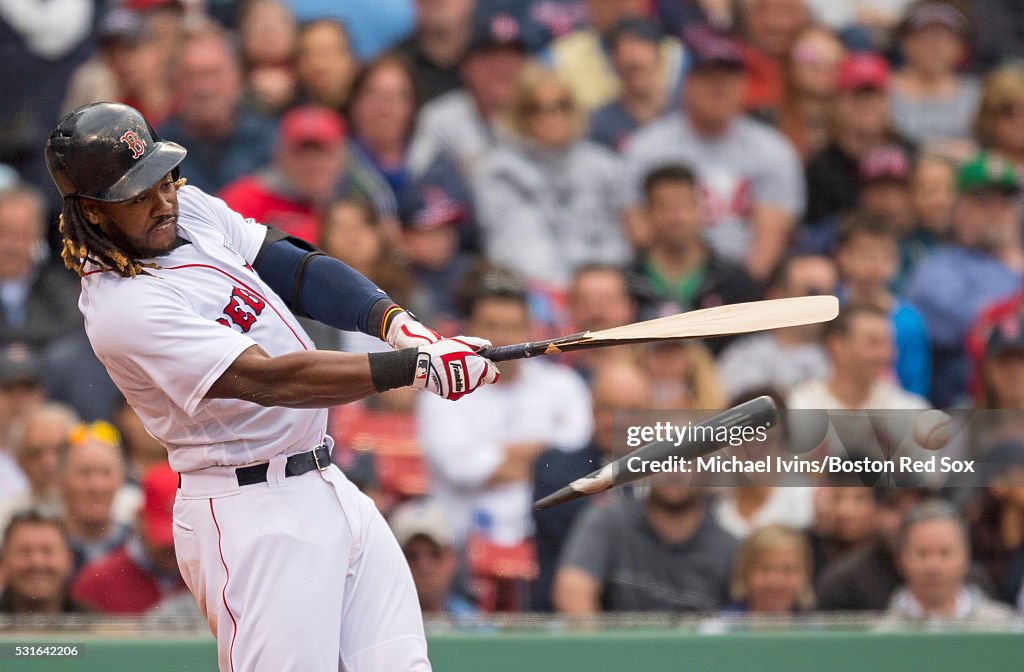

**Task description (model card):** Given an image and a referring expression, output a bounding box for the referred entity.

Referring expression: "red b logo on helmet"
[120,131,146,160]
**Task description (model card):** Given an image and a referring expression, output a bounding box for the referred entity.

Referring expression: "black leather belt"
[177,444,332,489]
[235,444,332,486]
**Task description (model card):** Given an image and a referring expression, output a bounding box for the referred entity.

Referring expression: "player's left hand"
[414,336,500,401]
[387,311,441,349]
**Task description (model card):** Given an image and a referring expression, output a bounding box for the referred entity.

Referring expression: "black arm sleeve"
[252,228,393,336]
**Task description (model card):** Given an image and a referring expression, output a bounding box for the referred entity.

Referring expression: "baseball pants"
[172,454,430,671]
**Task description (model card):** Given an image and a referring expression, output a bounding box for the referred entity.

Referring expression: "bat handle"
[475,342,537,362]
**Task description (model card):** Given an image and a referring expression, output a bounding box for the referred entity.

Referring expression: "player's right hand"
[414,336,500,401]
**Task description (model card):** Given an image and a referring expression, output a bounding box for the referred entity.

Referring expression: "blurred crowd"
[3,0,1024,627]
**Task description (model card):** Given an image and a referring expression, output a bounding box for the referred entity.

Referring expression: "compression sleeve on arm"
[252,229,391,335]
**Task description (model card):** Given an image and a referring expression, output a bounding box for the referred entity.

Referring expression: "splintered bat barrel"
[477,296,839,363]
[533,396,779,510]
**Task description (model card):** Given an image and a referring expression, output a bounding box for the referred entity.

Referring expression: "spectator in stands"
[800,143,917,255]
[396,0,475,102]
[809,477,882,580]
[417,269,592,546]
[0,345,47,438]
[390,498,478,616]
[900,153,957,287]
[237,0,298,115]
[973,66,1024,175]
[623,27,805,281]
[0,184,80,350]
[805,52,901,226]
[856,144,916,240]
[61,8,175,126]
[712,390,814,539]
[532,359,651,610]
[775,25,845,161]
[971,0,1024,74]
[398,169,475,329]
[906,152,1024,407]
[284,0,415,62]
[346,54,423,204]
[835,213,931,397]
[158,29,278,194]
[805,0,912,48]
[0,510,84,614]
[882,499,1017,625]
[588,19,675,153]
[553,482,738,613]
[817,488,931,610]
[566,264,637,379]
[408,5,534,178]
[890,1,979,148]
[60,422,131,573]
[627,164,761,337]
[738,0,812,114]
[717,254,835,399]
[72,463,189,614]
[0,404,79,529]
[969,441,1024,607]
[656,0,735,35]
[112,397,167,484]
[518,0,591,43]
[219,106,397,245]
[642,340,725,409]
[726,525,815,613]
[547,0,684,112]
[0,0,95,194]
[472,63,629,291]
[294,19,359,111]
[977,316,1024,410]
[788,303,929,409]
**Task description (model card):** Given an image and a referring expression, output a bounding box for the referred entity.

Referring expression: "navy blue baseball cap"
[467,4,539,54]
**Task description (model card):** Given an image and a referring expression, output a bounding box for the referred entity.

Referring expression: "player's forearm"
[207,346,417,408]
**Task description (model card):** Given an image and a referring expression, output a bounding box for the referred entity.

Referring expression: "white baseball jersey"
[80,185,326,473]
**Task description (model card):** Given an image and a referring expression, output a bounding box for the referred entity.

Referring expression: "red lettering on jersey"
[219,286,266,333]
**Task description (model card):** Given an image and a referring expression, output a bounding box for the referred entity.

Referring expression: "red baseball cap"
[279,106,346,148]
[141,462,178,547]
[859,144,911,183]
[838,53,890,92]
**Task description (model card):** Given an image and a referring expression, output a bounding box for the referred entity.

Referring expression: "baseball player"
[44,102,499,671]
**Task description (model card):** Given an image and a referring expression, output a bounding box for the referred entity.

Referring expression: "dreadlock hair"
[59,178,187,278]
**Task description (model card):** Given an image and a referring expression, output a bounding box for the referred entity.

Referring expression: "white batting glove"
[413,336,500,400]
[386,311,442,349]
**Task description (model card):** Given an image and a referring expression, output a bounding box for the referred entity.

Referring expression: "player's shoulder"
[177,184,228,222]
[81,267,187,318]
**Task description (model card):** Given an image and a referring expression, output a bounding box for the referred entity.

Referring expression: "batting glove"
[386,310,442,349]
[414,336,500,400]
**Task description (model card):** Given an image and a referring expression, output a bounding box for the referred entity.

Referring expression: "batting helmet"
[44,102,186,203]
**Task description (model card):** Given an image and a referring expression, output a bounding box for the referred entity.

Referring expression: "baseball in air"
[913,410,954,451]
